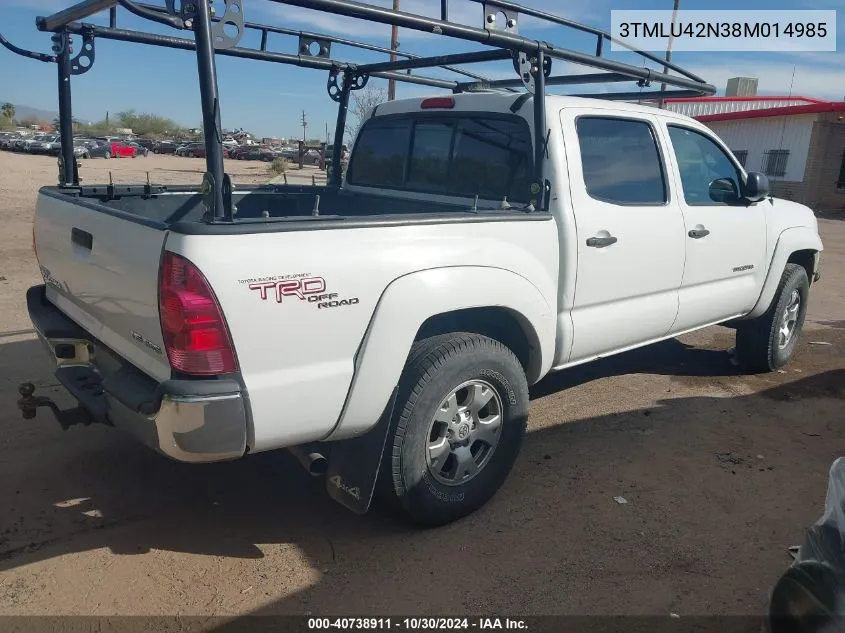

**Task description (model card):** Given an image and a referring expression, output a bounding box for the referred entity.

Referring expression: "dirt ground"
[0,151,843,621]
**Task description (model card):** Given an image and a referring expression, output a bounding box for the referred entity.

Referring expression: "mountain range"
[0,101,59,122]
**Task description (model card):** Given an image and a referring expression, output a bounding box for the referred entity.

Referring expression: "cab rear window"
[347,114,533,203]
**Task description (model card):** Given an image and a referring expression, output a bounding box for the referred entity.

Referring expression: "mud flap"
[325,388,397,515]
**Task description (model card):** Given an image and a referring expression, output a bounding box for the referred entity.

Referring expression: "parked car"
[110,141,138,158]
[16,135,48,153]
[0,132,23,150]
[242,146,276,161]
[78,140,136,158]
[11,136,31,152]
[77,140,110,159]
[152,140,179,154]
[23,93,824,527]
[176,142,204,157]
[72,138,93,158]
[228,145,253,160]
[321,143,349,167]
[179,143,230,158]
[30,135,61,155]
[126,142,150,157]
[134,139,158,151]
[278,146,300,161]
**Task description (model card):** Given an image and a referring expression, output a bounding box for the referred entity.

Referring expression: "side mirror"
[709,177,740,204]
[743,171,770,203]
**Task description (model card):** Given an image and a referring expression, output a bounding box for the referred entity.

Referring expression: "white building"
[660,96,845,210]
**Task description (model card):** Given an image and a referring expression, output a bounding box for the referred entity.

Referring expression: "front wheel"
[736,263,809,373]
[379,333,528,526]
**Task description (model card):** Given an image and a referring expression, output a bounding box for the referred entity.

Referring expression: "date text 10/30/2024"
[308,618,528,630]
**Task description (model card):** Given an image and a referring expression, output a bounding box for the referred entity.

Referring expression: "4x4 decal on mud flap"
[329,475,362,501]
[242,274,359,309]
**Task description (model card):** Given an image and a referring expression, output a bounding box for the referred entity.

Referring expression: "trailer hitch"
[17,382,97,430]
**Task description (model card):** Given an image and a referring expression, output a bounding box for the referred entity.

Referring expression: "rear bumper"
[26,285,248,463]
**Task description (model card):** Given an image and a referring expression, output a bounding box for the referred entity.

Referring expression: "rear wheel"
[736,263,809,372]
[379,333,528,526]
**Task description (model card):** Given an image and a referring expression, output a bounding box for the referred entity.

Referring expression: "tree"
[348,85,387,142]
[113,109,185,137]
[1,103,14,120]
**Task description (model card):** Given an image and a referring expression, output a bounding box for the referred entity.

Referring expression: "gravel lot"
[0,151,843,622]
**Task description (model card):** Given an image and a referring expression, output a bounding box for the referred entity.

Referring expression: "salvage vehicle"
[3,0,823,526]
[127,141,150,156]
[108,140,138,157]
[0,131,24,150]
[29,134,60,155]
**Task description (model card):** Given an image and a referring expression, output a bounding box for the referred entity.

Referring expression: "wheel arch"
[415,307,541,381]
[325,267,555,441]
[743,227,822,320]
[787,249,817,286]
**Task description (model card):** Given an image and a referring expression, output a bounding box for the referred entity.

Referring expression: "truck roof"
[373,92,698,124]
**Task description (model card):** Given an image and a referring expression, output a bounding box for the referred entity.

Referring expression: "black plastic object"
[769,458,845,633]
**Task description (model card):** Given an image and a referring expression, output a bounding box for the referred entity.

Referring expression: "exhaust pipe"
[288,445,328,477]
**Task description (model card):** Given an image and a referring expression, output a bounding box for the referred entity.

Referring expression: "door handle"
[71,227,93,250]
[688,228,710,239]
[586,235,618,248]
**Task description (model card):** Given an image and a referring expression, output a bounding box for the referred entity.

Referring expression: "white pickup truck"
[22,93,822,525]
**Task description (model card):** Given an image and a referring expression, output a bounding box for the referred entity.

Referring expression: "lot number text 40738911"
[307,618,528,630]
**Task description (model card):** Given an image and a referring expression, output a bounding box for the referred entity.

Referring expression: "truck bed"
[39,183,520,233]
[33,181,556,451]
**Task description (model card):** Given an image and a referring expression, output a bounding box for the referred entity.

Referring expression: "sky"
[1,0,843,139]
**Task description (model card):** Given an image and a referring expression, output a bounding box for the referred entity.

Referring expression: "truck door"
[660,123,767,331]
[560,108,686,363]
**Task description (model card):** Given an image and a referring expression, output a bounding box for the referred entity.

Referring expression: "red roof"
[665,95,826,104]
[663,96,845,122]
[696,102,845,122]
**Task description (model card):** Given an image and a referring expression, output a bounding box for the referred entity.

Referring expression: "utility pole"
[301,110,307,142]
[387,0,399,101]
[659,0,680,109]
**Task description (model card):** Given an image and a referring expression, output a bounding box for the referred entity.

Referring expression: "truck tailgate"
[34,193,171,382]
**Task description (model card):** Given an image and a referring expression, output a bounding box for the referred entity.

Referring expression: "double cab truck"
[22,92,822,525]
[5,0,822,526]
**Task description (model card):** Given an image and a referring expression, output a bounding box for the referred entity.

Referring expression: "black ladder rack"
[1,0,716,222]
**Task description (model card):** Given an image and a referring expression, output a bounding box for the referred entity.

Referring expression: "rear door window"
[575,116,667,205]
[348,114,533,203]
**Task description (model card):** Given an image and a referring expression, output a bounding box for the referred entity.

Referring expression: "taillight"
[158,251,238,375]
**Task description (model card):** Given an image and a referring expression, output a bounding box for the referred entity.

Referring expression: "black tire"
[736,263,809,373]
[379,333,528,526]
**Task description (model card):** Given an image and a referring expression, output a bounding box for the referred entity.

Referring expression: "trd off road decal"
[239,273,359,309]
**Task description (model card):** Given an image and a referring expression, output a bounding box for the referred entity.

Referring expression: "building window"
[764,150,790,178]
[731,150,748,167]
[837,151,845,189]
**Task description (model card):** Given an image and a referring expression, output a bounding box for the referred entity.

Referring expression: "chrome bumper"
[25,285,248,463]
